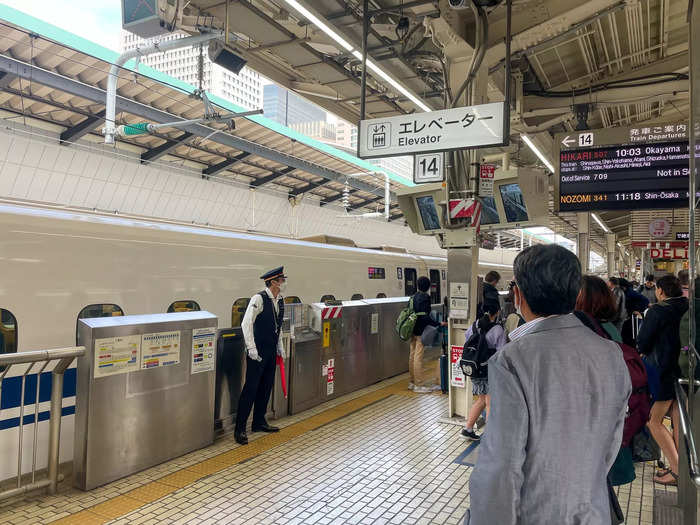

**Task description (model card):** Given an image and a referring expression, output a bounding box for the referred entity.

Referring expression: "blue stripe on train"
[1,368,77,410]
[0,406,76,431]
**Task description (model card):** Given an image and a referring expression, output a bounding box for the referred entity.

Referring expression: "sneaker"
[408,382,415,391]
[461,428,481,441]
[413,386,432,393]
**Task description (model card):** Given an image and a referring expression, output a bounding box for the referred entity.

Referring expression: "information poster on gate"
[191,327,216,374]
[450,345,465,388]
[94,334,141,378]
[327,358,335,395]
[141,330,181,369]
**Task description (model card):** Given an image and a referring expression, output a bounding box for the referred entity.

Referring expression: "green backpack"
[396,296,426,341]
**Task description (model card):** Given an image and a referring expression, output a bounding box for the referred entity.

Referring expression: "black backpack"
[460,319,497,378]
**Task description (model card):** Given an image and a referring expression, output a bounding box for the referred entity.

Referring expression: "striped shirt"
[508,315,560,341]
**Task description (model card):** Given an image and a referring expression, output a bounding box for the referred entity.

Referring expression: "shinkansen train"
[0,201,516,480]
[0,202,513,354]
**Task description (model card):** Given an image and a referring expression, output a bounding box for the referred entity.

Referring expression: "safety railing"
[0,346,84,500]
[674,379,700,488]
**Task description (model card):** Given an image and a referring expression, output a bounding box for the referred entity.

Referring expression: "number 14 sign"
[413,152,444,184]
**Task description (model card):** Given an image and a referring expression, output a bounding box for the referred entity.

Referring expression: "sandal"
[654,471,678,486]
[656,467,671,477]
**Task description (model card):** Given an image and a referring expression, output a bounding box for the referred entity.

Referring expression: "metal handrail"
[674,379,700,487]
[0,346,84,500]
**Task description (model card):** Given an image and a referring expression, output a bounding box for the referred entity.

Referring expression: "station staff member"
[235,267,287,445]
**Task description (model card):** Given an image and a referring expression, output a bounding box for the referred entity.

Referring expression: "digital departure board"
[558,142,690,211]
[555,125,691,212]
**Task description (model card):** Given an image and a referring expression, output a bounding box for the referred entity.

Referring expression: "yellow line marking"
[52,378,421,524]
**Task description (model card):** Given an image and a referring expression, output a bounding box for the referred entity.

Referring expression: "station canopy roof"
[178,0,689,253]
[0,5,415,220]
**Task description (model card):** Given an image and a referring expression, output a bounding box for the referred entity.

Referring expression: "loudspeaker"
[208,41,247,75]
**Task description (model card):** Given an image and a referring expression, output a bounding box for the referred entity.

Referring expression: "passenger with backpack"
[575,276,651,498]
[460,302,506,440]
[399,276,445,393]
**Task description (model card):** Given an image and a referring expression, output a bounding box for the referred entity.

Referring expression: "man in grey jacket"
[468,244,631,525]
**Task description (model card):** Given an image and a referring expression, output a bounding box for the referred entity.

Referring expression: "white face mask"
[279,282,288,294]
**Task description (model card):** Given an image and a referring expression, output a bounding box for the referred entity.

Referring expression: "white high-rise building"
[121,32,262,110]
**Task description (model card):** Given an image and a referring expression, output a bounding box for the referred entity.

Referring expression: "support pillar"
[577,212,590,274]
[606,233,616,278]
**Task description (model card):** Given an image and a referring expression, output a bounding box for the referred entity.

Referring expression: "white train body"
[0,202,514,481]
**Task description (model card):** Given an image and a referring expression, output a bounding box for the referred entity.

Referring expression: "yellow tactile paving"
[156,470,202,489]
[51,510,106,525]
[50,378,421,524]
[86,495,142,520]
[124,482,175,504]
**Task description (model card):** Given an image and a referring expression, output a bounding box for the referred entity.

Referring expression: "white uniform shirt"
[241,288,284,356]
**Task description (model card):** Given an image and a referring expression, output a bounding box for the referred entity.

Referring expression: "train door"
[429,269,441,305]
[404,268,417,296]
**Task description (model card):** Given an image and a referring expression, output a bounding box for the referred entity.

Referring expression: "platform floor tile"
[0,369,660,524]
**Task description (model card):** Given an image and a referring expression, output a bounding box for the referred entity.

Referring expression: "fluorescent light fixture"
[521,135,554,173]
[282,1,430,113]
[591,213,610,233]
[351,51,431,112]
[283,0,354,51]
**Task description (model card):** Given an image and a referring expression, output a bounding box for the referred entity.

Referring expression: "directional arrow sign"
[561,136,575,147]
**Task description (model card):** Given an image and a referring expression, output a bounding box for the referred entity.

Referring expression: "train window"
[231,298,250,327]
[351,293,364,300]
[76,304,124,345]
[429,269,441,304]
[376,293,387,299]
[320,294,336,303]
[0,309,17,354]
[404,268,417,296]
[284,296,302,304]
[167,300,201,313]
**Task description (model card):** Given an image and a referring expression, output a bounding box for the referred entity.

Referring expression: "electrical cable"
[524,72,688,97]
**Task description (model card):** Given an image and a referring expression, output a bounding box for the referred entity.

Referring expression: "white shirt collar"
[508,315,558,341]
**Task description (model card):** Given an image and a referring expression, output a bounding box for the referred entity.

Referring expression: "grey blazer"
[468,314,631,525]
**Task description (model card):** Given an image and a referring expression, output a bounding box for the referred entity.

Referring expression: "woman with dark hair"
[638,274,688,486]
[461,301,507,440]
[576,275,621,341]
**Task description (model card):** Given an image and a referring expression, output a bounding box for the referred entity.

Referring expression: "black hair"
[678,269,690,286]
[478,302,501,330]
[513,244,582,316]
[417,276,431,292]
[609,277,619,286]
[483,301,500,316]
[618,278,631,291]
[645,274,655,282]
[484,271,501,284]
[657,274,683,298]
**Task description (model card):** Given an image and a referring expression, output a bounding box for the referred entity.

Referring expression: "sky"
[2,0,123,51]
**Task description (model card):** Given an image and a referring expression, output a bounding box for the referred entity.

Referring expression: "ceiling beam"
[0,54,390,200]
[249,166,296,188]
[140,132,193,164]
[288,180,324,197]
[347,195,383,211]
[0,72,14,88]
[320,190,353,207]
[202,151,251,176]
[59,109,105,145]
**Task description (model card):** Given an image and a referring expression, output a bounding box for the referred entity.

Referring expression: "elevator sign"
[358,102,505,159]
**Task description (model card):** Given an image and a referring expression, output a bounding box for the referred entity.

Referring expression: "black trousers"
[235,350,276,431]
